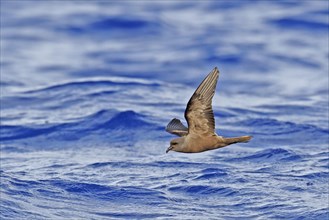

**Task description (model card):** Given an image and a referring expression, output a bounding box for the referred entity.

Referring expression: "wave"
[270,17,329,32]
[0,110,157,142]
[194,168,228,180]
[24,80,161,94]
[168,185,237,196]
[0,172,170,219]
[227,148,303,163]
[240,118,328,136]
[60,16,161,37]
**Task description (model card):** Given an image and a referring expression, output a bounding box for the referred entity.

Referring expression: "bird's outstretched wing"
[166,118,188,137]
[184,67,219,136]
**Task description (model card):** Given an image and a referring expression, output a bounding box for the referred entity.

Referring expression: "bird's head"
[166,137,185,153]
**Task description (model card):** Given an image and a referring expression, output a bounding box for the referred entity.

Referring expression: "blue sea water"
[0,1,328,219]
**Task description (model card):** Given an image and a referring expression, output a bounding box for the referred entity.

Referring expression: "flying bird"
[166,67,252,153]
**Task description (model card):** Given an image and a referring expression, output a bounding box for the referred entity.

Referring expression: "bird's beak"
[166,146,173,153]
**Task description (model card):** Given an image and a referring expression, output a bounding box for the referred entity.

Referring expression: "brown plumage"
[166,67,252,153]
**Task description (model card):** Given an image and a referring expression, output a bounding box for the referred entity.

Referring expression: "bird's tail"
[224,136,252,145]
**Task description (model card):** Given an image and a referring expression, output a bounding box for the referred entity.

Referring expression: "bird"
[165,67,252,153]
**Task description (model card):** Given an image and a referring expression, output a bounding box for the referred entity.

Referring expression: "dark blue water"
[1,1,328,219]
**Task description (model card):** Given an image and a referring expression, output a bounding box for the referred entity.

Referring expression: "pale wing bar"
[166,118,188,137]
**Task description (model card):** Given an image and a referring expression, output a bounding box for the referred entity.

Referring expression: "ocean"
[1,1,328,219]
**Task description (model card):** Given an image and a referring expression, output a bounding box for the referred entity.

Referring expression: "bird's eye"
[172,142,177,145]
